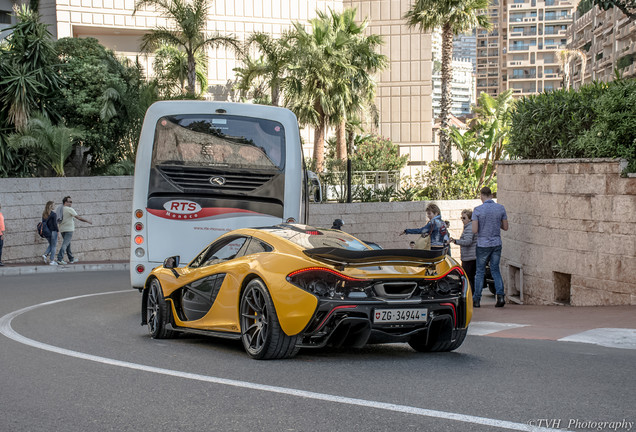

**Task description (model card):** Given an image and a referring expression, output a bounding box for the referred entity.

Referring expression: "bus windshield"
[152,114,285,170]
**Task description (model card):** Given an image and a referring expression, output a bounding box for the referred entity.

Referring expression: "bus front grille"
[158,166,275,192]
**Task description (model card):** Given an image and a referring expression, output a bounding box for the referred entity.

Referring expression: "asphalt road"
[1,271,634,432]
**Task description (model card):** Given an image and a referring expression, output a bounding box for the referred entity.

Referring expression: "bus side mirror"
[307,171,322,203]
[163,255,180,269]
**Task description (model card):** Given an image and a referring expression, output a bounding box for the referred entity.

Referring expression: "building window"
[0,11,12,24]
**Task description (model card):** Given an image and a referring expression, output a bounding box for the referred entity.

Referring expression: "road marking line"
[469,321,528,336]
[559,328,636,350]
[0,291,568,432]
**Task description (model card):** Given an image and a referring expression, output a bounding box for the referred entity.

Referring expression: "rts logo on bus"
[163,200,202,219]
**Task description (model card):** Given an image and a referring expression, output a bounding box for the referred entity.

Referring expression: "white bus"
[130,101,319,289]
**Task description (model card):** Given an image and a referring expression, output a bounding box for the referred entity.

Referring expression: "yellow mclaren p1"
[141,224,472,359]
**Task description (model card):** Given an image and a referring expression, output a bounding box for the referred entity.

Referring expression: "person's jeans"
[57,231,74,262]
[44,231,58,260]
[473,245,504,300]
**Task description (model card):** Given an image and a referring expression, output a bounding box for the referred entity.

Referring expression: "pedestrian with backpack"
[56,196,92,264]
[40,201,59,265]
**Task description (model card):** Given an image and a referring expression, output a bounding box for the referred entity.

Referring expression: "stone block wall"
[497,159,636,306]
[0,176,479,264]
[0,177,133,263]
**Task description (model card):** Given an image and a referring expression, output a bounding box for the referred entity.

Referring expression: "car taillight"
[287,267,370,299]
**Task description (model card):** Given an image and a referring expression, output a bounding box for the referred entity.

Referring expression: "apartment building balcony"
[545,44,568,50]
[598,57,613,68]
[510,30,538,37]
[544,73,559,78]
[544,14,572,22]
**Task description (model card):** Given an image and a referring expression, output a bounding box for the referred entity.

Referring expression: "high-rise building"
[431,31,476,118]
[453,29,477,71]
[568,4,636,87]
[476,0,576,97]
[432,59,475,118]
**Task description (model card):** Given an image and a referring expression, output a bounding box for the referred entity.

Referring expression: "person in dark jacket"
[331,219,344,230]
[451,209,477,298]
[41,201,59,265]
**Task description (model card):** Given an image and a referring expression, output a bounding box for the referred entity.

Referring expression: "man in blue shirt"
[472,187,509,308]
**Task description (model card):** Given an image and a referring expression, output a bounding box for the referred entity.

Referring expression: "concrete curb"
[0,262,129,277]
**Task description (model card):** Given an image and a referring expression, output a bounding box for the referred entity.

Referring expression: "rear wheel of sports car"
[240,279,300,360]
[409,324,467,353]
[146,279,175,339]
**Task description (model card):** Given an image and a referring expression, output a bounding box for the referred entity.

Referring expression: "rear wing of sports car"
[303,247,449,269]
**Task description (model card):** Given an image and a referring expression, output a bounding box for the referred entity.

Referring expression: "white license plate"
[373,308,427,323]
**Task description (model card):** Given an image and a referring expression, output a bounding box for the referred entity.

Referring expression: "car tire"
[408,320,467,352]
[146,278,175,339]
[240,278,300,360]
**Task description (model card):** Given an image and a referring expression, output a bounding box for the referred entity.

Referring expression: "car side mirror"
[307,170,322,203]
[163,255,180,269]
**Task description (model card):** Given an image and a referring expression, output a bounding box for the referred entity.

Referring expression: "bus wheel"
[240,279,299,360]
[146,279,175,339]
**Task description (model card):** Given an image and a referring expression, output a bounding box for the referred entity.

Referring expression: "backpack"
[37,220,51,238]
[55,204,64,223]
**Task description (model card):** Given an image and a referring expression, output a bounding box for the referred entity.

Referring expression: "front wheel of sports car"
[146,279,175,339]
[240,279,299,360]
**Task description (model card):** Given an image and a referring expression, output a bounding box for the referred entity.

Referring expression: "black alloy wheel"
[239,279,299,360]
[147,279,175,339]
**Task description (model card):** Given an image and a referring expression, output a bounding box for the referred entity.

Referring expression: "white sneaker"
[69,259,79,264]
[58,260,67,265]
[49,261,58,266]
[42,255,48,264]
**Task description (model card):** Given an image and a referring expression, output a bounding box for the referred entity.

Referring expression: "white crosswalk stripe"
[558,328,636,350]
[468,321,528,336]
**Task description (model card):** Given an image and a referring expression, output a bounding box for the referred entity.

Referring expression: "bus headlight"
[135,248,145,257]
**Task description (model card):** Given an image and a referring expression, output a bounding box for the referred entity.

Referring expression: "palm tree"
[7,114,85,176]
[327,9,387,160]
[133,0,238,96]
[235,32,290,106]
[153,43,208,97]
[0,5,61,131]
[285,15,350,172]
[558,49,587,89]
[404,0,490,163]
[470,90,515,190]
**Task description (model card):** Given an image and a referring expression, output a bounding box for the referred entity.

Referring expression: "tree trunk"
[271,84,280,107]
[336,120,347,160]
[186,51,197,95]
[313,121,325,172]
[439,24,454,164]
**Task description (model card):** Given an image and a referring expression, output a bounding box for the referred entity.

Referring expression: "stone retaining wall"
[0,176,478,263]
[497,159,636,306]
[0,177,133,263]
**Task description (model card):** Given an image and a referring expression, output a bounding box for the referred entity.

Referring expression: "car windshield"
[261,224,370,251]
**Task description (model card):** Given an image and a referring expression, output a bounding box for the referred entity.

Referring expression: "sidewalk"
[0,260,129,276]
[471,293,636,349]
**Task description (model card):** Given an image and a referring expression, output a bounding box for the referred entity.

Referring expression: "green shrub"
[508,79,636,172]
